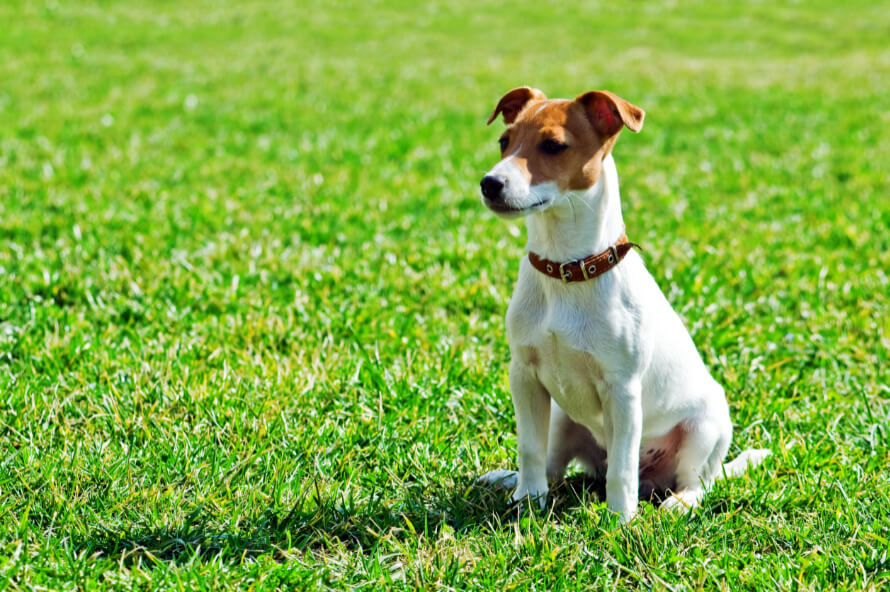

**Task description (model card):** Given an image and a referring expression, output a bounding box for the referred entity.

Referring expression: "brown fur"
[487,88,645,192]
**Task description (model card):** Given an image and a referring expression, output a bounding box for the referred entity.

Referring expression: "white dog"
[477,86,770,522]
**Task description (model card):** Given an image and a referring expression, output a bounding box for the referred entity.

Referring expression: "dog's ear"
[576,90,644,136]
[487,86,547,125]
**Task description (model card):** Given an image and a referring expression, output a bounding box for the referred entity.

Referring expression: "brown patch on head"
[489,88,645,192]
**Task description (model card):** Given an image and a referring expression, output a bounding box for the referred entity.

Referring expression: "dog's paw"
[510,487,548,511]
[477,469,519,490]
[605,493,639,524]
[509,476,549,511]
[616,506,638,524]
[660,489,703,514]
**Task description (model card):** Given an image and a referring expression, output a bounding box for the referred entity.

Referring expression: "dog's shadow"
[74,474,618,566]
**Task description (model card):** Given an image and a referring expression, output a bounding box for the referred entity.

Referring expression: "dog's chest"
[521,330,608,427]
[508,261,636,432]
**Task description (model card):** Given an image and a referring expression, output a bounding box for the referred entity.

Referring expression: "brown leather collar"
[528,235,641,283]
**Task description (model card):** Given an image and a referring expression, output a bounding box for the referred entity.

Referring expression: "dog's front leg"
[509,360,551,509]
[605,378,643,523]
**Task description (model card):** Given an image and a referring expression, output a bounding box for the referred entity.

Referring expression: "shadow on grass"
[75,474,613,566]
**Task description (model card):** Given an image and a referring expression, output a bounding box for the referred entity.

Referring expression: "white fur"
[483,153,556,218]
[478,153,770,522]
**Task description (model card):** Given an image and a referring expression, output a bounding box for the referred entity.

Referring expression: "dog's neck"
[525,153,626,262]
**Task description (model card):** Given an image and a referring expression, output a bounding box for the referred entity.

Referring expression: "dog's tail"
[717,448,772,480]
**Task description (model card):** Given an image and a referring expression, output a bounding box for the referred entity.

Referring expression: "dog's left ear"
[576,90,644,136]
[487,86,547,125]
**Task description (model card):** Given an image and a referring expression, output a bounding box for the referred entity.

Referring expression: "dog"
[477,86,770,523]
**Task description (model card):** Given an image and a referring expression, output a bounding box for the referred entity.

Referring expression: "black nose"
[480,175,505,200]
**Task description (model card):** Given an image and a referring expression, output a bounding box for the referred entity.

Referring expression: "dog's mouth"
[484,199,550,217]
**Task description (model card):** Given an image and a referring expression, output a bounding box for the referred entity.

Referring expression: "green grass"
[1,0,889,589]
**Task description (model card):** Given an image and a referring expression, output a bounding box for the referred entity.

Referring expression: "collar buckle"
[559,262,574,283]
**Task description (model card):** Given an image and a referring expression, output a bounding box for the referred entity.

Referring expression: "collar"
[528,235,641,283]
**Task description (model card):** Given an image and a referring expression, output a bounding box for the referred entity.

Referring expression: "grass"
[1,0,889,589]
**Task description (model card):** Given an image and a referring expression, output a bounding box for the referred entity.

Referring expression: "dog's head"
[479,87,644,218]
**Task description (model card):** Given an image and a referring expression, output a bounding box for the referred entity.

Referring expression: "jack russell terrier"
[477,86,770,522]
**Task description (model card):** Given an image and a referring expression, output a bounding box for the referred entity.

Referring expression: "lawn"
[1,0,889,589]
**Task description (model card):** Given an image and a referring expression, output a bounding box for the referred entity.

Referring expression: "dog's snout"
[480,175,506,200]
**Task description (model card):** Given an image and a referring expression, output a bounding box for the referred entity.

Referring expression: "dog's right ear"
[487,87,547,125]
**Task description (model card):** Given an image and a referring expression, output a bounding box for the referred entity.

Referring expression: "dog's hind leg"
[661,410,732,513]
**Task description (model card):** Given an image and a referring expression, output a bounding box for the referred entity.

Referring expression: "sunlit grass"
[1,0,888,589]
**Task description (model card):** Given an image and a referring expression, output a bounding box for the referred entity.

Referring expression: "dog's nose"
[480,175,505,200]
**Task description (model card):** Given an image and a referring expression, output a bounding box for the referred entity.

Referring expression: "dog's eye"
[498,136,509,152]
[540,139,568,155]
